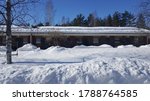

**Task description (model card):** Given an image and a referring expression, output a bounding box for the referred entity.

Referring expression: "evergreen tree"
[105,15,112,26]
[71,14,86,26]
[45,22,50,26]
[100,18,106,26]
[112,12,121,26]
[32,22,44,28]
[94,18,102,26]
[121,11,135,27]
[121,11,128,26]
[136,13,146,28]
[87,13,96,27]
[37,22,44,26]
[56,11,137,27]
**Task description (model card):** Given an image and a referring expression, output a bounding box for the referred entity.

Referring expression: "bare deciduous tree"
[45,0,55,26]
[0,0,39,64]
[140,0,150,27]
[87,11,98,27]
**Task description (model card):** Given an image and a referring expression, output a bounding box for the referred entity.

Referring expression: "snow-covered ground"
[0,44,150,84]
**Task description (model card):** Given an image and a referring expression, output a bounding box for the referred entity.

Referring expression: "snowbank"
[117,45,136,48]
[99,44,113,48]
[44,46,65,53]
[0,44,150,84]
[139,44,150,48]
[73,45,87,48]
[17,44,39,51]
[74,44,113,48]
[0,57,150,84]
[0,46,6,51]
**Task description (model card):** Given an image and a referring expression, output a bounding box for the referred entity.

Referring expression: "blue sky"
[34,0,141,24]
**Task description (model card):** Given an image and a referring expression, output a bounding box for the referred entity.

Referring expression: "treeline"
[33,11,147,29]
[58,11,136,27]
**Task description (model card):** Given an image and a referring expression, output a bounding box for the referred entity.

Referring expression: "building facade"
[0,26,150,50]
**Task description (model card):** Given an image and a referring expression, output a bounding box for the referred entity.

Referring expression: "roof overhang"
[0,26,150,37]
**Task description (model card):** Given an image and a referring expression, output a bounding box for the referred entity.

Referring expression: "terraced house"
[0,25,150,50]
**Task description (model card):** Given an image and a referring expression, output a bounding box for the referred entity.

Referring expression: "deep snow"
[0,44,150,84]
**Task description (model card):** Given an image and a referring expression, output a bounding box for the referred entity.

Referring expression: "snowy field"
[0,44,150,84]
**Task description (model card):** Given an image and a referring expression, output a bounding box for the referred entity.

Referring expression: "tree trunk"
[6,0,12,64]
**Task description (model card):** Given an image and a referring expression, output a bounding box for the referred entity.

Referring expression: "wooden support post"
[30,34,33,44]
[147,36,149,44]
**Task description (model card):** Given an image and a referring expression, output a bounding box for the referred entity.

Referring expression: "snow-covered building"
[0,25,150,49]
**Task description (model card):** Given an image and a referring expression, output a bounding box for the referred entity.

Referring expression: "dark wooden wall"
[0,35,149,50]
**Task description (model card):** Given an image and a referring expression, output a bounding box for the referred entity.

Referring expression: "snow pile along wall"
[17,44,39,51]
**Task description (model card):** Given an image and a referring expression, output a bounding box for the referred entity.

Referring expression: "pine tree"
[94,18,101,26]
[100,18,106,26]
[121,11,135,27]
[121,11,128,26]
[87,13,96,27]
[37,22,44,26]
[71,14,86,26]
[112,12,121,26]
[105,15,112,26]
[45,22,50,26]
[136,13,146,28]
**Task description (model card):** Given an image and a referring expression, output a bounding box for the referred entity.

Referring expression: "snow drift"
[0,46,6,51]
[0,57,150,84]
[17,44,39,51]
[0,44,150,84]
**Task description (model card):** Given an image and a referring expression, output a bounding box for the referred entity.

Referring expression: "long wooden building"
[0,25,150,50]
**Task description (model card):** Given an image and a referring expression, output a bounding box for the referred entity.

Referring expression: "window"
[77,38,82,44]
[93,37,99,44]
[2,37,5,44]
[115,37,120,41]
[23,37,28,44]
[134,37,139,43]
[36,37,41,44]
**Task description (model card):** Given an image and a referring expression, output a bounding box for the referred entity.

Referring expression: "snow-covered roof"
[0,25,150,36]
[38,26,150,34]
